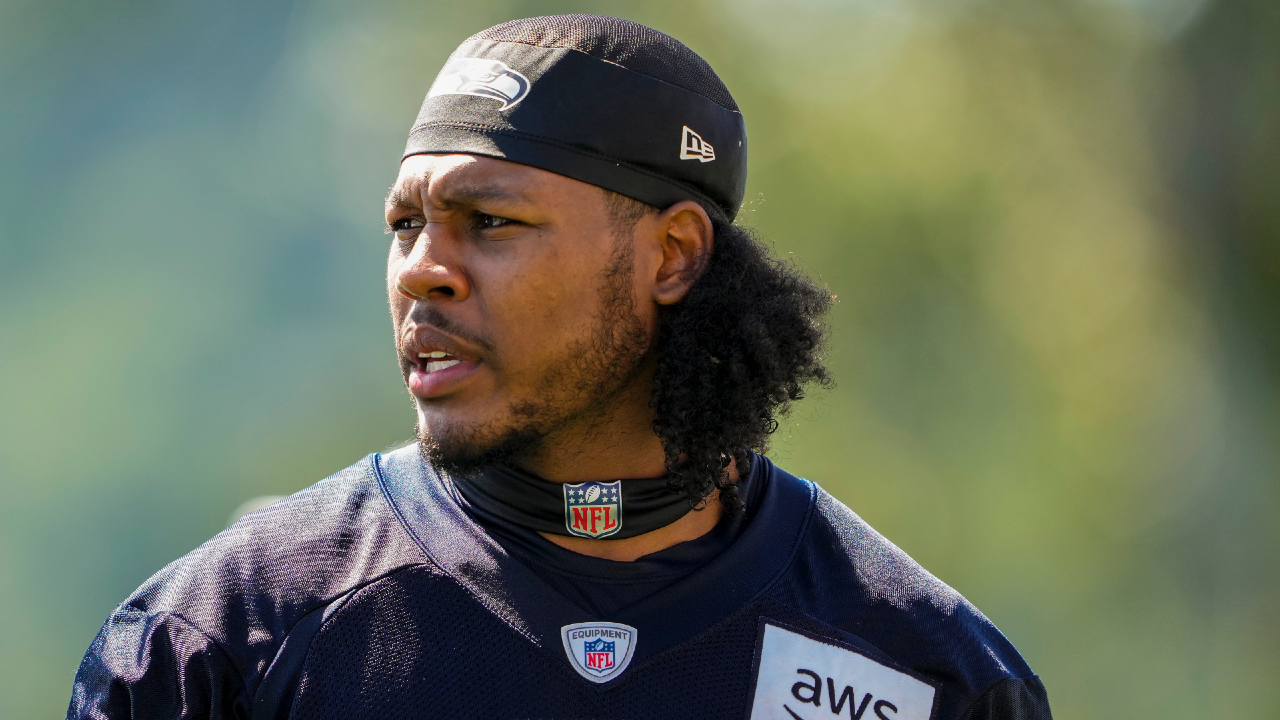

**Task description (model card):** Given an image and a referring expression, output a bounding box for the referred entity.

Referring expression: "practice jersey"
[68,447,1051,719]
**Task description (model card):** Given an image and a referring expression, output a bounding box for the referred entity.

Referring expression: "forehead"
[389,154,600,209]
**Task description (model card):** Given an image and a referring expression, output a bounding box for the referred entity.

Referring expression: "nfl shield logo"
[583,638,615,671]
[563,480,622,539]
[561,622,637,683]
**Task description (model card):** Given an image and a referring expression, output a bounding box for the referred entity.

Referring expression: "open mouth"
[417,350,463,374]
[401,326,482,398]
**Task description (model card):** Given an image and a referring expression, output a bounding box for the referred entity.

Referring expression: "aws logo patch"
[427,57,530,110]
[748,624,937,720]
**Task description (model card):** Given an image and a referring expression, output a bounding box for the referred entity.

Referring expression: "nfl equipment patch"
[748,623,938,720]
[563,480,622,539]
[561,621,637,683]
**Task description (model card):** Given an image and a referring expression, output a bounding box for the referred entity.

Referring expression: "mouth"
[416,350,465,375]
[402,329,484,399]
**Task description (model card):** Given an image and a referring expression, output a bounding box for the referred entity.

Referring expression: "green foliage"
[1,0,1276,717]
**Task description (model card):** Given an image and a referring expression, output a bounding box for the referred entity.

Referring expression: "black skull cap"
[404,15,748,222]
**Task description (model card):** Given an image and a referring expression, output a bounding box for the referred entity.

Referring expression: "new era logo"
[680,126,716,162]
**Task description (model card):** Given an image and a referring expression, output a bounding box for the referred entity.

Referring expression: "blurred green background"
[2,0,1278,716]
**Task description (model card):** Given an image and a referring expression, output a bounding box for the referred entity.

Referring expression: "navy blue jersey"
[68,448,1050,719]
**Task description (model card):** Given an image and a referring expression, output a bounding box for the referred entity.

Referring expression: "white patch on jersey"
[680,126,716,162]
[561,621,637,683]
[748,624,936,720]
[427,57,530,110]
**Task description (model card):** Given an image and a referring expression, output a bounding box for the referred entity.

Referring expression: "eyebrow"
[385,178,532,210]
[385,184,419,210]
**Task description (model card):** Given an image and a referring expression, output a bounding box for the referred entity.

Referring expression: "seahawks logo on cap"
[427,57,530,110]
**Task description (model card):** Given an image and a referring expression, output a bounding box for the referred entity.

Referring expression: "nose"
[394,224,471,302]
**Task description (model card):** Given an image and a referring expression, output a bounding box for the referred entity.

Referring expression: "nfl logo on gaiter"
[563,480,622,539]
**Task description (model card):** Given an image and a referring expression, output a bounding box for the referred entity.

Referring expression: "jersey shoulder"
[765,467,1042,710]
[69,453,431,718]
[124,452,426,632]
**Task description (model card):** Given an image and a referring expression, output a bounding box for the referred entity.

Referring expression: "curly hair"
[607,194,834,514]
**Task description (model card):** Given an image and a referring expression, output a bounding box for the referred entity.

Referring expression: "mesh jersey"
[67,448,1051,719]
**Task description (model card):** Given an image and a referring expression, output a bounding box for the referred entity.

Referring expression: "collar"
[373,446,815,681]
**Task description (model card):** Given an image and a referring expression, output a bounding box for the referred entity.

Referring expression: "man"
[69,15,1051,720]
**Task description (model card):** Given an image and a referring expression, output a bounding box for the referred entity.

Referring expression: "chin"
[416,413,544,478]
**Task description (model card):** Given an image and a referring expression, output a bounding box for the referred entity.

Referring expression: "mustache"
[399,304,496,355]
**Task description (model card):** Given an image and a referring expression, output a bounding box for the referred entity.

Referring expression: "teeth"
[417,351,449,359]
[425,360,462,373]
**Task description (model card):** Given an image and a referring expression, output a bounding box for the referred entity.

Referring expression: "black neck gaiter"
[451,466,698,540]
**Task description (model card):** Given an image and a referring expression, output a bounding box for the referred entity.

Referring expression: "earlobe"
[652,201,715,306]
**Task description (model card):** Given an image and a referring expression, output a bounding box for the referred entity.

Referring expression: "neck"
[536,460,739,562]
[513,365,736,561]
[539,489,723,561]
[520,366,668,482]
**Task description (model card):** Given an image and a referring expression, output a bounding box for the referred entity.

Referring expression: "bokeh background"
[2,0,1277,716]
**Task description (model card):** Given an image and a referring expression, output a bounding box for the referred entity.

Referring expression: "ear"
[651,200,715,306]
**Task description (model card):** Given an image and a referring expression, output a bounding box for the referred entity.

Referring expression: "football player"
[68,15,1051,720]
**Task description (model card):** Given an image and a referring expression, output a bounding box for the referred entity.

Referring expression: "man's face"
[385,154,657,474]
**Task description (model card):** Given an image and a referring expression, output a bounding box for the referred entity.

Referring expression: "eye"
[388,217,424,242]
[475,213,514,230]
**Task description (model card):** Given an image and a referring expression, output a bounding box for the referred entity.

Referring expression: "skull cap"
[404,15,748,221]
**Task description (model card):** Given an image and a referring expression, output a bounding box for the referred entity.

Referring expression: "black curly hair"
[607,194,834,515]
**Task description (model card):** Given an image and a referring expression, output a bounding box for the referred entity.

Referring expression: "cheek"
[484,250,613,356]
[386,251,413,314]
[386,248,400,301]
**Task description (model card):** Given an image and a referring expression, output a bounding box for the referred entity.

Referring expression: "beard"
[418,239,651,478]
